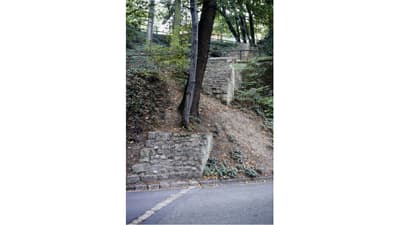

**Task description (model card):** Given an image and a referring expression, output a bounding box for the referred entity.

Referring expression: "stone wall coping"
[126,176,273,192]
[147,131,212,136]
[207,57,237,61]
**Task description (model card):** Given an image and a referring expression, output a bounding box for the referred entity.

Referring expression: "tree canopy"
[127,0,273,127]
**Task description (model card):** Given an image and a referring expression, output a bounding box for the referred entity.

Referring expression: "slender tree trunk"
[189,0,217,117]
[246,3,256,46]
[217,7,240,42]
[179,0,217,118]
[235,16,240,42]
[243,16,252,45]
[182,0,199,128]
[239,15,247,43]
[146,0,155,45]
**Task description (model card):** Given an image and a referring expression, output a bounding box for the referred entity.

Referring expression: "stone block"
[139,148,151,162]
[159,181,170,189]
[131,164,147,174]
[148,184,160,190]
[126,183,135,190]
[134,184,147,191]
[189,180,199,186]
[157,174,169,180]
[170,181,188,188]
[127,175,140,184]
[141,175,157,182]
[145,140,154,147]
[155,132,171,140]
[147,132,157,140]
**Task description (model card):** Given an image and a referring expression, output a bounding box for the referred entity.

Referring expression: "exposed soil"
[127,76,273,177]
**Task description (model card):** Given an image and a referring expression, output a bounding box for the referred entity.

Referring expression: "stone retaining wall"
[203,57,237,104]
[202,42,255,104]
[128,131,212,184]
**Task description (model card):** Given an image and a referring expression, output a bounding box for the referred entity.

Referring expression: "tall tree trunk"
[245,3,256,46]
[217,7,240,42]
[243,16,252,45]
[146,0,155,45]
[235,16,240,42]
[190,0,217,117]
[239,15,247,43]
[179,0,217,118]
[182,0,199,128]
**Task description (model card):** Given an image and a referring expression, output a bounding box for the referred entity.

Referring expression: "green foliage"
[145,25,191,81]
[203,154,259,179]
[236,57,273,128]
[126,71,168,142]
[203,158,239,179]
[126,0,148,47]
[145,43,189,80]
[209,41,239,57]
[203,166,213,177]
[126,0,148,28]
[258,29,273,56]
[215,0,272,42]
[245,166,258,178]
[213,12,233,38]
[216,163,227,177]
[236,164,245,173]
[126,27,147,48]
[231,148,243,163]
[226,168,238,178]
[127,49,159,74]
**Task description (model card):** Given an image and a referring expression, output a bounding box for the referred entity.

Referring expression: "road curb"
[127,176,273,192]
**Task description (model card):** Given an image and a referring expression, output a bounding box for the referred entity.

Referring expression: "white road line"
[128,186,196,225]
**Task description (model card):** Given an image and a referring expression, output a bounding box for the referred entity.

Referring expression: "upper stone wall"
[128,131,213,185]
[226,43,251,60]
[203,57,237,105]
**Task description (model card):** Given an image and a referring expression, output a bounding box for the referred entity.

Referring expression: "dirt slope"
[154,80,273,176]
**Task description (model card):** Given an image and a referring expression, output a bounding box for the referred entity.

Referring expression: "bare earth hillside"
[127,78,273,177]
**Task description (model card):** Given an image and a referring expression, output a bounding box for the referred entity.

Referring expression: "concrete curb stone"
[127,176,273,192]
[148,184,160,190]
[134,184,147,191]
[170,181,188,188]
[159,181,170,189]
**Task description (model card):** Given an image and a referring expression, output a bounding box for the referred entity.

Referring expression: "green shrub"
[236,57,273,128]
[236,164,245,172]
[226,168,238,178]
[203,166,213,177]
[245,167,258,178]
[145,43,189,82]
[203,157,261,179]
[203,158,238,178]
[230,148,243,163]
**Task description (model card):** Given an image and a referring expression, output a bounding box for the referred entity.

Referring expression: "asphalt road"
[126,189,181,224]
[126,182,273,224]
